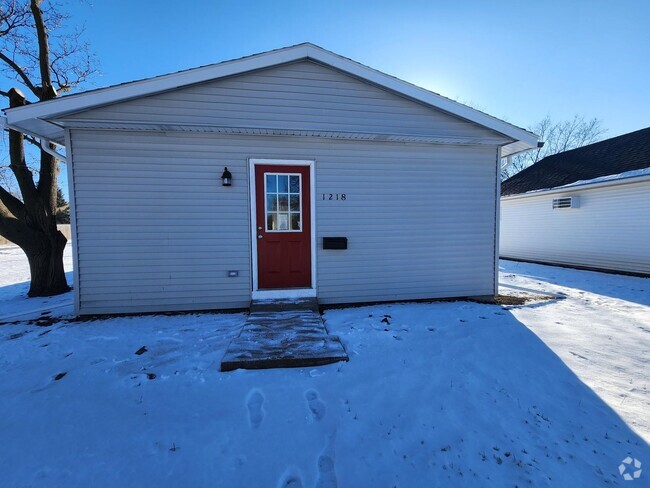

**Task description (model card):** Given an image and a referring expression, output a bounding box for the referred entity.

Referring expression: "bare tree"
[502,115,606,179]
[0,0,96,296]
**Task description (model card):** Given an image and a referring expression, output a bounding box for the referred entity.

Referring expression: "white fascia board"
[5,44,314,123]
[501,174,650,200]
[5,43,538,149]
[311,49,538,149]
[500,140,539,158]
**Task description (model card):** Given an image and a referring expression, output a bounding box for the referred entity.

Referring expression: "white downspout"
[39,138,67,163]
[501,155,513,171]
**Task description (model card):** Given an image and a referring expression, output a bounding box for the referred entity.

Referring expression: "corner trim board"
[64,128,81,315]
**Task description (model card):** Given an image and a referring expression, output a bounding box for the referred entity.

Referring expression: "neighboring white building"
[3,43,538,315]
[501,128,650,276]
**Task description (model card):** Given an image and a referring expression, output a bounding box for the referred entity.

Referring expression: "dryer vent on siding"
[552,196,579,209]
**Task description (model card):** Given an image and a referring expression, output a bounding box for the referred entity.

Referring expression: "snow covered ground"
[0,247,648,487]
[0,244,73,320]
[500,261,650,445]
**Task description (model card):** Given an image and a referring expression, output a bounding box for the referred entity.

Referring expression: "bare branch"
[6,88,38,204]
[0,1,31,36]
[30,0,55,99]
[0,183,26,218]
[0,50,41,97]
[23,133,40,148]
[0,211,39,248]
[502,115,607,180]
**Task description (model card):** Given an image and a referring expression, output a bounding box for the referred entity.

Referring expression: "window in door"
[265,173,302,231]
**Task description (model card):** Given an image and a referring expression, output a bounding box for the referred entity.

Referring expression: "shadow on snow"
[500,259,650,307]
[0,296,646,486]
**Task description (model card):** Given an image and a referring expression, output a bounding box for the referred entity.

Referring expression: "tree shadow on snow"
[0,271,73,321]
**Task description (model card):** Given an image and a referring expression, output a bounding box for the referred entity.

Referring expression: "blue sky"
[3,1,650,198]
[70,0,649,137]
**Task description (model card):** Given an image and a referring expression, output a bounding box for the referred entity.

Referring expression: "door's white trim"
[249,158,317,299]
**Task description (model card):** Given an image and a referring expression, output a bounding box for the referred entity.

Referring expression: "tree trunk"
[1,0,88,300]
[23,228,69,297]
[0,88,70,297]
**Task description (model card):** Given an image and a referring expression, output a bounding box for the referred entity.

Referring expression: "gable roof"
[3,43,538,155]
[501,127,650,196]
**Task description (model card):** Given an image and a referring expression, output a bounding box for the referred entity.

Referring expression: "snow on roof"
[504,166,650,198]
[555,166,650,189]
[501,127,650,196]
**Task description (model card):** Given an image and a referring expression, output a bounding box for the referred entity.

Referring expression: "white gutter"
[501,141,545,171]
[0,115,67,163]
[502,174,650,200]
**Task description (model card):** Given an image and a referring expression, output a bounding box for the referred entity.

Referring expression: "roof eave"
[4,43,539,148]
[501,173,650,199]
[501,139,539,158]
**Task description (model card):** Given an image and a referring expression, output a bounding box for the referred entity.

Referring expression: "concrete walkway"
[221,310,348,371]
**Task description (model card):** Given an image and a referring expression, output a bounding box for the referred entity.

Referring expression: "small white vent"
[552,196,579,209]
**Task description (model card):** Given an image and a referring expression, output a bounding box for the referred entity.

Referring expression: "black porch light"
[221,167,232,186]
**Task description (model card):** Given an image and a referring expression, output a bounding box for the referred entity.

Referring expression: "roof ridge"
[539,126,650,162]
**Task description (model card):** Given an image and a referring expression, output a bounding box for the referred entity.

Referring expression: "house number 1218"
[322,193,347,201]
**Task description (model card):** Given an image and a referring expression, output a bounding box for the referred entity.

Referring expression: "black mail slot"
[323,237,348,250]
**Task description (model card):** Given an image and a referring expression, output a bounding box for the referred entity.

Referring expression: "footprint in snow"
[246,389,265,428]
[316,455,337,488]
[316,434,338,488]
[278,469,303,488]
[305,389,326,421]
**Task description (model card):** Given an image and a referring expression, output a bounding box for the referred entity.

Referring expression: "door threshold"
[252,288,317,300]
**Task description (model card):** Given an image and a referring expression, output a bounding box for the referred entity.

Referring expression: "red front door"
[255,164,312,289]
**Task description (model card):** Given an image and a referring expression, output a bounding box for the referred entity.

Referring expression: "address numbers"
[321,193,347,201]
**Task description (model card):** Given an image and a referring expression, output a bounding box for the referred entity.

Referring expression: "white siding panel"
[61,61,508,143]
[500,182,650,275]
[70,130,253,314]
[71,129,497,314]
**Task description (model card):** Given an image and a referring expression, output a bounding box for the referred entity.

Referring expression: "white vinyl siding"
[500,181,650,275]
[70,130,498,314]
[315,143,497,304]
[60,61,507,144]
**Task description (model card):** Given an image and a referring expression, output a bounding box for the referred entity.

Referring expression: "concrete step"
[221,309,348,371]
[250,297,319,313]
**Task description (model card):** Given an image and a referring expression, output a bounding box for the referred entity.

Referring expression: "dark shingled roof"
[501,127,650,196]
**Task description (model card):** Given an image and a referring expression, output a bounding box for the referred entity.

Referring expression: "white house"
[3,43,538,315]
[501,128,650,276]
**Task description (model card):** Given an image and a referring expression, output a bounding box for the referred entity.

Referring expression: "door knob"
[258,235,263,239]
